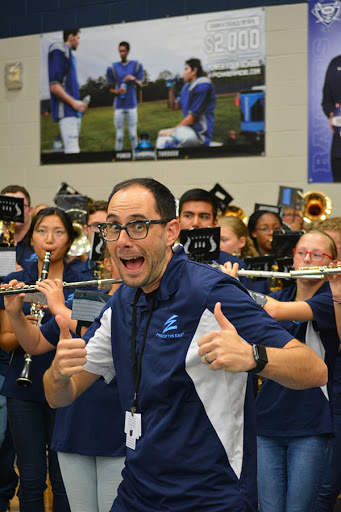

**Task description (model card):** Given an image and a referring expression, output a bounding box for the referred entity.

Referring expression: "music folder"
[180,227,220,264]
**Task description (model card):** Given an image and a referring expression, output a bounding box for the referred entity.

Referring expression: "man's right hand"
[329,103,340,132]
[72,99,88,113]
[52,315,87,381]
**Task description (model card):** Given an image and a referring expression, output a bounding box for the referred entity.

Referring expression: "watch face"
[253,344,268,365]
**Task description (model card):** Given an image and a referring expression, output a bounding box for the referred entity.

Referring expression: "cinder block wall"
[1,3,339,215]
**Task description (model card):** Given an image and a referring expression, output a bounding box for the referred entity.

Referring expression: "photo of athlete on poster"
[40,8,266,164]
[308,0,341,183]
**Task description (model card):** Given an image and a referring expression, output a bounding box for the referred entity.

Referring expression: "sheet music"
[0,247,16,277]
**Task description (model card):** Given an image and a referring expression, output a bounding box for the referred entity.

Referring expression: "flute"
[238,265,341,279]
[0,278,123,296]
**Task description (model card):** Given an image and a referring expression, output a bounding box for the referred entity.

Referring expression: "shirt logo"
[311,1,341,28]
[156,314,184,339]
[163,314,178,333]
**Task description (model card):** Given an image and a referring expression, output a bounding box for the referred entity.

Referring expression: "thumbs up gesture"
[197,302,254,372]
[51,315,87,381]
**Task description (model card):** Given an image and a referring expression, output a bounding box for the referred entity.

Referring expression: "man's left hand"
[197,302,254,372]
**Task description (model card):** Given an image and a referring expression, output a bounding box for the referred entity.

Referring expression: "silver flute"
[0,277,123,296]
[237,265,341,280]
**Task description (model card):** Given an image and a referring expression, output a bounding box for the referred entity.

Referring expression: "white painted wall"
[0,3,339,216]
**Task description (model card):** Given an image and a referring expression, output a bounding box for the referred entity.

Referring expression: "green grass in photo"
[40,95,241,152]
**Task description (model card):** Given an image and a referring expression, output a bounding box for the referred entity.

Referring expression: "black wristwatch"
[247,344,268,374]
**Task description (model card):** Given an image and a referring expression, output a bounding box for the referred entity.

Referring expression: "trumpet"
[237,265,341,280]
[0,277,123,296]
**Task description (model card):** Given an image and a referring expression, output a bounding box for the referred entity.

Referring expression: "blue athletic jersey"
[40,305,125,457]
[48,42,80,122]
[0,262,89,402]
[84,246,293,511]
[107,60,143,110]
[256,282,339,437]
[178,77,216,145]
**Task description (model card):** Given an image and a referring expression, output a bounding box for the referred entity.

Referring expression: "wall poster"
[40,7,266,164]
[308,0,341,182]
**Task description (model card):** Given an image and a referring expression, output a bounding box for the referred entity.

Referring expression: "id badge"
[125,411,142,450]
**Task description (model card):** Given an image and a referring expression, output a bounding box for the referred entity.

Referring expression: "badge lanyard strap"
[131,288,157,414]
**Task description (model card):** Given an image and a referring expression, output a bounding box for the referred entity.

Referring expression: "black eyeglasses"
[98,219,171,241]
[87,223,101,233]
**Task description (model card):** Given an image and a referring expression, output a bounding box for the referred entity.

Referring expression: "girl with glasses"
[248,210,282,257]
[255,230,340,512]
[3,244,125,512]
[0,207,94,512]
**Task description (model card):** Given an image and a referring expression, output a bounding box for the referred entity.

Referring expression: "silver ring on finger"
[205,352,212,364]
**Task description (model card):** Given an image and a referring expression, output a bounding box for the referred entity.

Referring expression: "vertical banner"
[40,8,266,164]
[308,1,341,182]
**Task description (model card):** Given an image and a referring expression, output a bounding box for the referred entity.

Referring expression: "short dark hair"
[63,29,80,42]
[86,200,108,223]
[185,58,203,77]
[108,178,176,220]
[178,189,218,220]
[119,41,130,51]
[1,185,31,206]
[28,207,75,251]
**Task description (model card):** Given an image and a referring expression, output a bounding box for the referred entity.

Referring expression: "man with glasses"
[83,200,108,246]
[43,178,327,512]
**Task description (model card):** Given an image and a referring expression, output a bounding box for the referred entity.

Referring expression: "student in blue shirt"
[107,41,144,152]
[3,249,125,512]
[48,30,88,153]
[256,230,340,512]
[0,207,94,512]
[156,58,216,149]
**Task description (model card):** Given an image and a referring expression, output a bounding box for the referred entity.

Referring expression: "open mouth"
[121,256,145,272]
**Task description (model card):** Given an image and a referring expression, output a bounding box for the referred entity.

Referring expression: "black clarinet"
[16,251,51,387]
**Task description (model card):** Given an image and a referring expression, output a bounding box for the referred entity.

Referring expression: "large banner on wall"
[40,8,266,164]
[308,0,341,183]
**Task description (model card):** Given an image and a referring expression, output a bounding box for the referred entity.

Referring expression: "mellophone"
[0,277,123,296]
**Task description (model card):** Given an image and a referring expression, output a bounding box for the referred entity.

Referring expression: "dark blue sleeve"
[208,280,294,349]
[40,317,61,347]
[49,48,67,84]
[306,290,337,334]
[188,84,211,116]
[135,61,143,80]
[107,65,115,84]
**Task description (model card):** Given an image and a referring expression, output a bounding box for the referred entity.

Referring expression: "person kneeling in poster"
[156,58,216,149]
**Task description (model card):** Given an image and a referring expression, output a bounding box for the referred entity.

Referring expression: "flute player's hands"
[3,279,26,317]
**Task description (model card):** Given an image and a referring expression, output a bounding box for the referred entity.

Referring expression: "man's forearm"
[7,311,45,354]
[43,365,78,408]
[177,113,196,128]
[51,83,76,108]
[259,340,327,390]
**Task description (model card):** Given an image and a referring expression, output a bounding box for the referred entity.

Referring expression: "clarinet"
[16,251,51,387]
